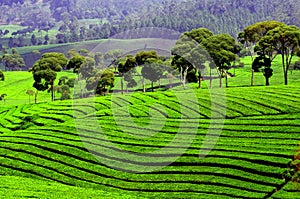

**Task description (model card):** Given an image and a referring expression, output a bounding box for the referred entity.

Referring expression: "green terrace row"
[0,140,281,198]
[0,128,290,176]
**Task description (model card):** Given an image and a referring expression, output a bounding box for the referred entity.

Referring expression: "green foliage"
[135,50,158,66]
[67,55,85,73]
[30,52,68,101]
[0,49,25,71]
[86,69,115,95]
[0,70,4,81]
[118,55,136,74]
[78,57,96,80]
[283,146,300,183]
[1,85,300,198]
[263,25,300,85]
[141,60,164,91]
[252,55,273,85]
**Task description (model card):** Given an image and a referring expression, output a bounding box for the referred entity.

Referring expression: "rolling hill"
[0,62,299,198]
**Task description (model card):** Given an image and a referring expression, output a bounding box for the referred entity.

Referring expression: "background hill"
[0,0,299,37]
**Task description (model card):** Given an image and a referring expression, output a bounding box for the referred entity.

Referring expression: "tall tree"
[0,49,25,71]
[238,21,284,86]
[29,52,68,101]
[118,55,136,93]
[66,54,85,73]
[261,25,300,85]
[201,34,239,88]
[141,58,164,92]
[86,69,115,95]
[171,28,213,89]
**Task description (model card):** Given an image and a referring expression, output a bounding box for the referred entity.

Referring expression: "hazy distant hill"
[0,0,299,36]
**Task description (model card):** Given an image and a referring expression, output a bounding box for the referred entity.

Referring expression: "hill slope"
[0,84,299,198]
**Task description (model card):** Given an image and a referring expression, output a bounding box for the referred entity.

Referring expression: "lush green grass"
[0,71,76,105]
[0,82,300,198]
[0,176,138,199]
[227,55,300,87]
[0,55,299,198]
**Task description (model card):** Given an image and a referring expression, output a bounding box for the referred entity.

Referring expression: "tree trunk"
[121,76,124,94]
[225,70,228,88]
[210,67,212,88]
[266,77,270,86]
[182,67,189,90]
[284,71,288,85]
[251,69,254,86]
[281,45,286,85]
[198,71,201,89]
[34,92,37,104]
[51,83,54,101]
[151,81,154,92]
[142,77,145,92]
[219,70,223,88]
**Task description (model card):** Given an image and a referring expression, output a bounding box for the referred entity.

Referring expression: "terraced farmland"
[0,84,299,198]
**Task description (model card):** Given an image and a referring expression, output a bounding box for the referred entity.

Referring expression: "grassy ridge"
[0,84,299,198]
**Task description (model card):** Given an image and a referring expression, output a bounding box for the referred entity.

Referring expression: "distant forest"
[0,0,299,45]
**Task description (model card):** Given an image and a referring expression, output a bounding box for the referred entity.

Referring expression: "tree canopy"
[29,52,68,101]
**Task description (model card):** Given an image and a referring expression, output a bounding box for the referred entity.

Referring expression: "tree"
[135,50,160,92]
[201,34,239,88]
[86,69,115,95]
[118,55,137,93]
[238,21,284,86]
[0,49,25,71]
[261,25,300,85]
[57,84,71,100]
[104,49,123,70]
[252,55,273,86]
[8,37,14,48]
[31,34,37,46]
[0,70,4,81]
[26,89,34,104]
[66,55,85,73]
[141,58,164,92]
[171,28,213,89]
[29,52,68,101]
[78,57,96,80]
[94,52,104,66]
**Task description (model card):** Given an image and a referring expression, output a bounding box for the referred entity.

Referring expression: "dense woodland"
[0,0,300,47]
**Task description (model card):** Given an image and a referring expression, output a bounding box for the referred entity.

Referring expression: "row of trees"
[28,48,118,102]
[238,21,300,85]
[27,20,300,102]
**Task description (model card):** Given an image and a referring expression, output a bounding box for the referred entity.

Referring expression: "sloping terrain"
[0,85,299,198]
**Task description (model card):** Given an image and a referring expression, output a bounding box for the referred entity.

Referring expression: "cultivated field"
[0,54,300,198]
[0,84,300,198]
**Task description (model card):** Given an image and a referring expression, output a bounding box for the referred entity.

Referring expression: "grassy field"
[0,176,138,199]
[0,70,300,198]
[0,55,299,198]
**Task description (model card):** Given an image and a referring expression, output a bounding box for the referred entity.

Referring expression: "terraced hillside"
[0,84,299,198]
